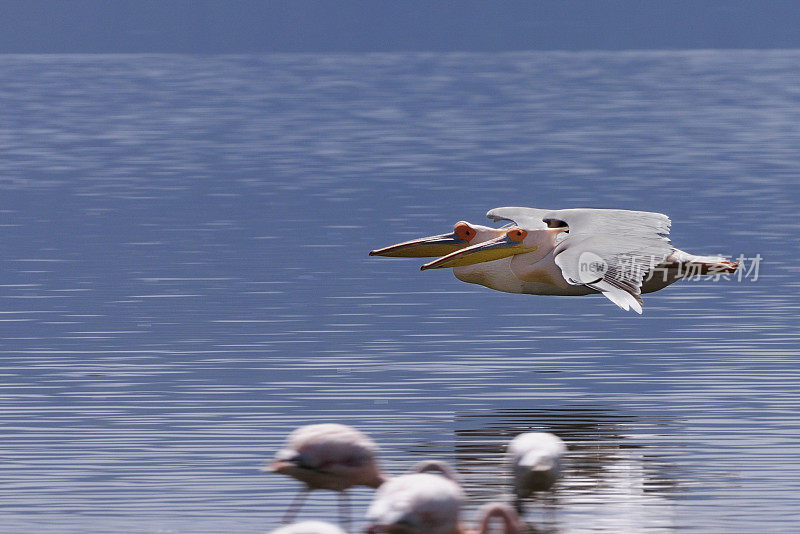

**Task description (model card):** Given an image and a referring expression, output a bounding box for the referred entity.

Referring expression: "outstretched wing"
[486,207,552,230]
[544,209,672,313]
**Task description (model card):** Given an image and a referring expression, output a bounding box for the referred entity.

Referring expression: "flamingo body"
[266,423,385,527]
[366,473,464,534]
[507,432,566,512]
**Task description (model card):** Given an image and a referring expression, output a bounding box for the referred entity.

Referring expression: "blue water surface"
[0,51,799,533]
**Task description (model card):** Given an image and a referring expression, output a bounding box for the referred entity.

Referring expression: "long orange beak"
[369,232,469,258]
[420,233,535,270]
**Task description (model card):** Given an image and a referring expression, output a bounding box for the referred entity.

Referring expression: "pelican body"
[370,207,738,313]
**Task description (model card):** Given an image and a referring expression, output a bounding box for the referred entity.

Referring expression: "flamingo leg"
[541,492,558,523]
[514,495,525,515]
[281,488,309,524]
[338,491,351,530]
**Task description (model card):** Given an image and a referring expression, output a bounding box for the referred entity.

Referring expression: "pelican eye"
[508,228,527,242]
[454,222,473,241]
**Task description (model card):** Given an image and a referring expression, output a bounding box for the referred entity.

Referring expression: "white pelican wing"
[486,206,552,229]
[545,209,673,313]
[543,208,671,237]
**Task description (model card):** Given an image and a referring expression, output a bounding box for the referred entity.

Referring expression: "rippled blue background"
[1,51,799,533]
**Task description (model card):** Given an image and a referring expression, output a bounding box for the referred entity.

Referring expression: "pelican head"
[420,227,547,270]
[369,221,503,258]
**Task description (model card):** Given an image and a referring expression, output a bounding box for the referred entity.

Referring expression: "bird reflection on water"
[450,407,679,532]
[269,407,680,532]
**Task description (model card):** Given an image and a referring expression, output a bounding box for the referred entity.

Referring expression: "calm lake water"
[1,51,799,533]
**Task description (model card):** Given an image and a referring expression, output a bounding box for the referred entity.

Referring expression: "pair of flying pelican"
[370,207,738,313]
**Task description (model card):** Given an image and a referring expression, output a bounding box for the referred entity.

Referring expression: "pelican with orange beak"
[371,207,739,313]
[370,217,578,295]
[369,221,494,258]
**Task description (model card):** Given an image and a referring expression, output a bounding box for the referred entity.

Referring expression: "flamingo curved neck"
[472,503,522,534]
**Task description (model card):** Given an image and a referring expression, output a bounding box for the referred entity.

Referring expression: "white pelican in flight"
[370,207,738,314]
